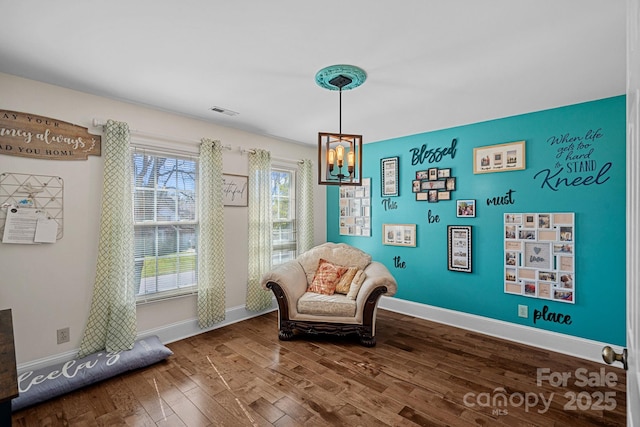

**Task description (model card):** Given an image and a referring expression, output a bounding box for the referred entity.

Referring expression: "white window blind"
[132,150,199,302]
[271,167,297,265]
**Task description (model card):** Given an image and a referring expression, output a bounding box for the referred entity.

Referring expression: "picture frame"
[448,225,472,273]
[222,174,248,206]
[416,170,429,180]
[503,212,575,304]
[473,140,526,174]
[428,168,438,180]
[437,168,451,178]
[340,177,371,236]
[413,167,457,203]
[456,199,476,217]
[381,157,399,197]
[382,223,416,247]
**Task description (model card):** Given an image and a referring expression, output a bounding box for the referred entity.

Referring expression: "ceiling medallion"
[315,65,367,91]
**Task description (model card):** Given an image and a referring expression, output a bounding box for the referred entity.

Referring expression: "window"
[271,167,297,265]
[133,150,198,302]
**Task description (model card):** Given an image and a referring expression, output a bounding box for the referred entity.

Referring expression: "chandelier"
[315,65,366,186]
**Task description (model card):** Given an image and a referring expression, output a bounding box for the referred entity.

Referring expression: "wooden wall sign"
[0,110,101,160]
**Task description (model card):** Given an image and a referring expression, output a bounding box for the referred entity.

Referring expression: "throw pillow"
[346,270,367,300]
[308,259,348,295]
[335,266,358,294]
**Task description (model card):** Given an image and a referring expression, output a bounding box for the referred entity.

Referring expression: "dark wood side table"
[0,309,18,426]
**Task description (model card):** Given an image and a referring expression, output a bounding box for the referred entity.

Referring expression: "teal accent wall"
[327,96,626,345]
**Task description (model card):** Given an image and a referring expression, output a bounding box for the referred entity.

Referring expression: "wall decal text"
[409,138,457,165]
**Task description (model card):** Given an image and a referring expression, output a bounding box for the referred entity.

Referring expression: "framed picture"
[473,140,526,174]
[222,174,248,206]
[445,177,456,191]
[382,223,416,247]
[437,168,451,178]
[456,199,476,217]
[340,177,371,236]
[503,212,575,304]
[416,170,429,180]
[421,180,445,190]
[438,191,451,201]
[381,157,399,197]
[448,225,472,273]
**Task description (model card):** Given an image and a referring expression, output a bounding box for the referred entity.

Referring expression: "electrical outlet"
[57,327,70,344]
[518,305,528,318]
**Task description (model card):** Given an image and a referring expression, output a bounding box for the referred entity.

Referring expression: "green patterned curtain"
[78,120,136,358]
[246,149,273,311]
[198,139,226,327]
[298,159,314,254]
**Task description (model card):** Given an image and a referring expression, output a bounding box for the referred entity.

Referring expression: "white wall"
[0,72,326,366]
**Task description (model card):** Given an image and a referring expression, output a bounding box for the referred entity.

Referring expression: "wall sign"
[504,212,575,303]
[222,174,248,207]
[0,110,101,160]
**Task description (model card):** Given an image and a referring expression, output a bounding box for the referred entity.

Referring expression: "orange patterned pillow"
[308,259,348,295]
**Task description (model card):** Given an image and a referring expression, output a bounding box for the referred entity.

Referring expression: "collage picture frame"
[413,167,456,202]
[339,177,371,236]
[503,212,575,303]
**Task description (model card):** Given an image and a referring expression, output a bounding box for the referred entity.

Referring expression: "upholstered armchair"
[260,242,397,346]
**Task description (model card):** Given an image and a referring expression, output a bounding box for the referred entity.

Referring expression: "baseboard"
[17,302,277,373]
[378,296,612,365]
[18,297,612,372]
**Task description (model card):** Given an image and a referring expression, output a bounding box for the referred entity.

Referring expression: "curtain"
[297,159,314,254]
[197,139,226,327]
[246,149,273,311]
[78,120,136,358]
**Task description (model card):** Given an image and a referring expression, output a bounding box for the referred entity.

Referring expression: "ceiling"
[0,1,626,146]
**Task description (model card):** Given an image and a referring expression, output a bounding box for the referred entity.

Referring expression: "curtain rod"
[240,147,304,165]
[92,119,232,151]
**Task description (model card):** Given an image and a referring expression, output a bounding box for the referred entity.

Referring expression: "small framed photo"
[437,168,451,178]
[445,177,456,191]
[416,170,429,180]
[412,180,421,193]
[383,223,416,247]
[428,190,439,202]
[381,156,399,197]
[456,199,476,218]
[448,225,472,273]
[428,168,438,180]
[422,180,445,190]
[438,191,451,201]
[416,192,429,201]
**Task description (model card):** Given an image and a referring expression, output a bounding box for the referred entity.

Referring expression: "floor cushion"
[12,335,172,411]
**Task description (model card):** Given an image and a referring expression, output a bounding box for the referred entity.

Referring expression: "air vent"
[209,106,239,116]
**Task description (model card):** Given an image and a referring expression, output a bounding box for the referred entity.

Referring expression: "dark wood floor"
[12,310,626,426]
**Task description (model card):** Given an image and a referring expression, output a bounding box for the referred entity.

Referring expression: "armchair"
[260,242,397,346]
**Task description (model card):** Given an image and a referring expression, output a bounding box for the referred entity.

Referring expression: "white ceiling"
[0,1,626,146]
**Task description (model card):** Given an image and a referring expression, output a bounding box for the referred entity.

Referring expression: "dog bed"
[12,335,172,411]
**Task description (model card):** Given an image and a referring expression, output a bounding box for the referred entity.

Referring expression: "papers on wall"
[1,207,57,244]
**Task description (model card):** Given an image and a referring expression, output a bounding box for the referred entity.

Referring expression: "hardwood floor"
[12,310,627,426]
